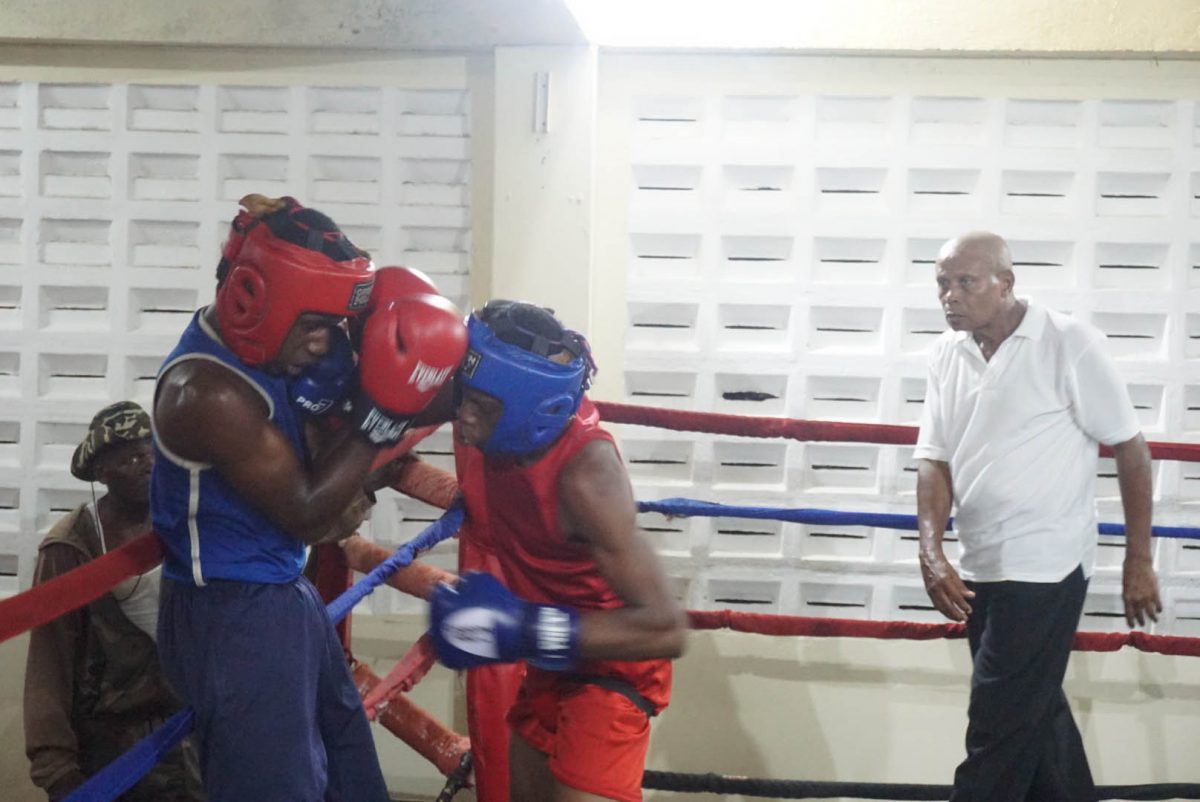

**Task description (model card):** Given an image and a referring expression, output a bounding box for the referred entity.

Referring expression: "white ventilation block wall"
[602,57,1200,639]
[0,76,473,603]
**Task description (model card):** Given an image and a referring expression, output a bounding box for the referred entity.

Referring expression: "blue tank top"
[151,310,307,585]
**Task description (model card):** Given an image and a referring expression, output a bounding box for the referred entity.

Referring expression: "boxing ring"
[4,401,1200,801]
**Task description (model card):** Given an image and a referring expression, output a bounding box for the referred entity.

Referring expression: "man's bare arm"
[1111,433,1160,627]
[917,458,974,622]
[560,440,687,661]
[155,360,378,544]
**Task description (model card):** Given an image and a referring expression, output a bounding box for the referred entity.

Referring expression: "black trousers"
[950,565,1096,802]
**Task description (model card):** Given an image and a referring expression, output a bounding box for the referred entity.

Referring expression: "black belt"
[566,674,657,718]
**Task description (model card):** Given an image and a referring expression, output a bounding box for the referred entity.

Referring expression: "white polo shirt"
[913,302,1140,582]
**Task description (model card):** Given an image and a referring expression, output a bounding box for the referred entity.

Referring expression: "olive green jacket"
[23,505,201,801]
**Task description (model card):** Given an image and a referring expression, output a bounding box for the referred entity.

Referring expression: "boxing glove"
[349,266,443,351]
[367,266,441,311]
[290,326,357,416]
[430,571,580,671]
[348,293,467,446]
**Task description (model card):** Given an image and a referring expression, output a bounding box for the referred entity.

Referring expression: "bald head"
[935,231,1022,340]
[937,231,1012,279]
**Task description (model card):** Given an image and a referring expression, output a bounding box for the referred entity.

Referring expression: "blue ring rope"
[326,500,465,624]
[636,498,1200,540]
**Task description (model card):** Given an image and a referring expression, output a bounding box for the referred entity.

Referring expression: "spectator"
[24,400,203,802]
[915,231,1160,802]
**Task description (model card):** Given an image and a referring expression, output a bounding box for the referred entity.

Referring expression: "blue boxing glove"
[430,571,580,672]
[291,327,357,416]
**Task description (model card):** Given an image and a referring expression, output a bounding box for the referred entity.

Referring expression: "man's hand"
[1111,434,1158,628]
[47,769,87,802]
[312,491,376,545]
[1122,554,1162,628]
[919,549,974,622]
[364,455,413,495]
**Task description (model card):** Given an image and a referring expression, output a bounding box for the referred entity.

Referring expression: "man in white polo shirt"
[914,231,1161,802]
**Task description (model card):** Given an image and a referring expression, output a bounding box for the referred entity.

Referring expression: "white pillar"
[487,46,598,335]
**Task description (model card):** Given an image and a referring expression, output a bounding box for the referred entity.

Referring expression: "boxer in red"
[430,300,687,802]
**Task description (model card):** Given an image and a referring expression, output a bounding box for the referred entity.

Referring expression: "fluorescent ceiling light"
[564,0,825,48]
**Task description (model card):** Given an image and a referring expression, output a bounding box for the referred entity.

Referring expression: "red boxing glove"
[351,265,444,353]
[349,293,467,446]
[367,266,441,311]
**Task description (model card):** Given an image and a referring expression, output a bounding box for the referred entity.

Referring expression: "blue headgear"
[457,306,593,457]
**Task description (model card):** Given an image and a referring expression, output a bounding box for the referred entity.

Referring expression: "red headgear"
[214,197,376,367]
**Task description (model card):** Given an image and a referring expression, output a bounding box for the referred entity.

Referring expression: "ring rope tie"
[435,752,475,802]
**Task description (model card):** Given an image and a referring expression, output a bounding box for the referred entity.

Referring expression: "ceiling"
[2,0,1197,57]
[0,0,588,51]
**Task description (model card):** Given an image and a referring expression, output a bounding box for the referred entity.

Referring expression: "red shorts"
[507,670,652,802]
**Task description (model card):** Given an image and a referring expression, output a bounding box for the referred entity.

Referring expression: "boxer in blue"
[151,194,467,802]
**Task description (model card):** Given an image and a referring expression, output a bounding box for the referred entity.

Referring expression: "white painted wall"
[487,46,598,330]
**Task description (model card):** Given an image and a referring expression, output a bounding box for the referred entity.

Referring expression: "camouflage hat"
[70,401,152,482]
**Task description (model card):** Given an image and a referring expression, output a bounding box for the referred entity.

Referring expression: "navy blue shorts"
[158,576,388,802]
